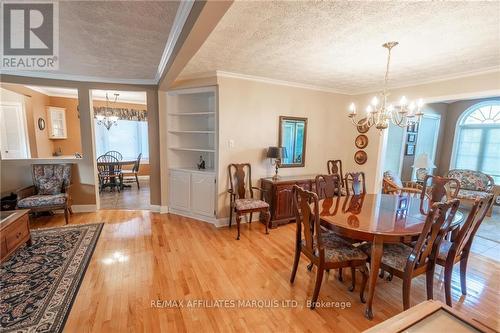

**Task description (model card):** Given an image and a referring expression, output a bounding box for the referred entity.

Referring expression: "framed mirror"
[279,116,307,167]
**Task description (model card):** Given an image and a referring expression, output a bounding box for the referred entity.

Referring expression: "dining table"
[315,193,464,320]
[96,159,137,189]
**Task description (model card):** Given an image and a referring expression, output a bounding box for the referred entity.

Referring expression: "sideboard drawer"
[5,214,29,251]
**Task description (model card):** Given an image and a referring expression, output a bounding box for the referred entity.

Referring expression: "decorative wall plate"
[357,118,369,133]
[355,134,368,149]
[354,150,367,165]
[37,118,45,130]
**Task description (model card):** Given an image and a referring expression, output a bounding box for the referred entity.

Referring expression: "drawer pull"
[16,232,22,238]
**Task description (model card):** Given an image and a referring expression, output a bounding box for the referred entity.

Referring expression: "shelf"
[168,112,215,116]
[170,167,215,174]
[168,130,215,134]
[169,147,215,153]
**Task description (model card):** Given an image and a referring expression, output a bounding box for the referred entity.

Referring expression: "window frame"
[450,100,500,179]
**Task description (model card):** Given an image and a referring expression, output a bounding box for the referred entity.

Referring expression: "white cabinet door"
[48,107,67,139]
[191,173,215,217]
[169,170,191,211]
[0,103,29,159]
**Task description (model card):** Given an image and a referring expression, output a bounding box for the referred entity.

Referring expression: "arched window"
[452,101,500,182]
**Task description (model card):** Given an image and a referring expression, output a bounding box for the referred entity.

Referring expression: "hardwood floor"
[28,211,499,333]
[99,177,150,210]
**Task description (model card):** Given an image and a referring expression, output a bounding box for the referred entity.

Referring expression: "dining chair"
[105,150,123,161]
[228,163,271,240]
[122,153,142,189]
[360,199,460,310]
[315,174,342,199]
[345,172,367,196]
[436,194,494,306]
[97,154,123,192]
[382,171,423,197]
[420,175,460,215]
[327,159,346,195]
[290,185,369,309]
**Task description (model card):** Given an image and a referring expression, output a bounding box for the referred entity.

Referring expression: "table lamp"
[413,153,436,182]
[266,146,287,180]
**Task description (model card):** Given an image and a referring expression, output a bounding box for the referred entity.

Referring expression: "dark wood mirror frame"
[279,116,307,168]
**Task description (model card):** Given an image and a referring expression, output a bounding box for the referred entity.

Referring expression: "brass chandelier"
[96,93,120,130]
[348,42,424,130]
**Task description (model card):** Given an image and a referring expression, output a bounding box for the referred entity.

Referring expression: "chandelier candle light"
[348,42,425,130]
[96,92,120,130]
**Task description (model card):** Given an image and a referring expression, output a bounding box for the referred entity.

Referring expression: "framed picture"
[355,134,369,149]
[407,133,416,143]
[405,144,415,156]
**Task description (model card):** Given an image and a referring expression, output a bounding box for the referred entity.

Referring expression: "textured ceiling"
[181,1,500,94]
[36,1,180,82]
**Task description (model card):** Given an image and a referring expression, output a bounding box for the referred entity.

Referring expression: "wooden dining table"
[96,159,136,189]
[315,193,464,320]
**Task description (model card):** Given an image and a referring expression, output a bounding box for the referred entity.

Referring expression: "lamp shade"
[266,146,287,159]
[412,153,436,169]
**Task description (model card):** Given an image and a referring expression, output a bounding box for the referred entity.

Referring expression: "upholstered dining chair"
[345,172,367,196]
[105,150,123,161]
[97,154,123,192]
[382,171,423,197]
[16,164,73,224]
[360,199,460,310]
[420,175,460,215]
[327,159,346,195]
[228,163,271,240]
[436,194,494,306]
[122,153,142,189]
[290,185,369,309]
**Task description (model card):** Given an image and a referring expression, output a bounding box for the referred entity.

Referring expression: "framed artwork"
[405,144,415,156]
[37,118,45,130]
[355,134,369,149]
[354,150,368,165]
[407,133,416,143]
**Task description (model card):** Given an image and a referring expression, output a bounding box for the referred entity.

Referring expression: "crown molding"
[1,71,157,85]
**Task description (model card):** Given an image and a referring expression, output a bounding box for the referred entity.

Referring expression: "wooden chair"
[382,171,423,197]
[122,153,142,189]
[345,172,366,196]
[315,174,342,199]
[228,163,271,240]
[327,159,346,195]
[290,185,369,309]
[420,175,460,215]
[436,194,494,306]
[16,164,73,224]
[97,154,123,192]
[105,150,123,161]
[360,199,460,310]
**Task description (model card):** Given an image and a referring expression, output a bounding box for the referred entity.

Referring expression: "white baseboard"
[150,205,169,213]
[72,204,97,213]
[168,208,218,224]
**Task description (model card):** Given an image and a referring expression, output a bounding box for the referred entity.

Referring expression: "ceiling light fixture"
[96,92,120,130]
[348,42,424,130]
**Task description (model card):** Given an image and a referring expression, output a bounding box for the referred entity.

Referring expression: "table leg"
[365,236,383,320]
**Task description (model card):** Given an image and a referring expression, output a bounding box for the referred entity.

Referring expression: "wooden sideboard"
[1,210,31,262]
[260,175,317,228]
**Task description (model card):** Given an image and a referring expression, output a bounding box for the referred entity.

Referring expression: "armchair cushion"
[17,193,67,208]
[38,177,63,195]
[384,171,403,188]
[446,169,493,192]
[456,189,492,200]
[234,198,269,211]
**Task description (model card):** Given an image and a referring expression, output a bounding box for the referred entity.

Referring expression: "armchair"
[382,171,423,197]
[16,164,73,224]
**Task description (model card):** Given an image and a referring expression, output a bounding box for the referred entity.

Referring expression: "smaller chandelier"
[96,93,120,130]
[348,42,424,130]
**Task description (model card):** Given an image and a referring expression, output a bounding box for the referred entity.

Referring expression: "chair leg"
[68,206,74,214]
[236,214,241,240]
[460,256,469,296]
[290,244,301,283]
[310,266,324,309]
[444,264,453,306]
[249,212,253,224]
[64,208,69,225]
[338,268,343,282]
[402,277,412,310]
[229,205,233,228]
[135,174,140,189]
[360,265,368,303]
[426,266,435,300]
[349,267,356,292]
[264,209,270,235]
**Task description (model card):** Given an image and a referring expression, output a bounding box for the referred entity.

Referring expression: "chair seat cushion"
[17,194,67,208]
[437,239,453,261]
[456,189,491,200]
[302,231,367,263]
[235,198,269,211]
[359,242,413,272]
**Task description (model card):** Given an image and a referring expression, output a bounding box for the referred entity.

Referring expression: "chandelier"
[96,93,119,130]
[348,42,424,130]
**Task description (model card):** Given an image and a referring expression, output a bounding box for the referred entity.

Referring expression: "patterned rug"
[0,223,103,333]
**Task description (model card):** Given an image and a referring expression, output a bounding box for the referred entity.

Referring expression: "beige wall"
[48,96,82,156]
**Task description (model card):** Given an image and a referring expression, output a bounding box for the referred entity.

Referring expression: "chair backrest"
[449,195,494,259]
[228,163,254,199]
[382,170,403,193]
[345,172,366,196]
[97,154,122,174]
[408,199,460,272]
[420,175,460,214]
[32,164,72,193]
[292,184,322,258]
[446,169,494,192]
[315,174,341,199]
[105,150,123,161]
[133,153,142,173]
[327,159,344,187]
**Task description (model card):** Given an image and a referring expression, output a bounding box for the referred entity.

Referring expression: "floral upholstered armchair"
[445,169,496,216]
[16,164,73,224]
[382,171,423,197]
